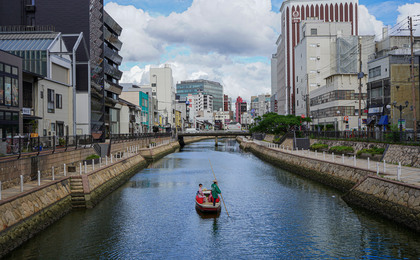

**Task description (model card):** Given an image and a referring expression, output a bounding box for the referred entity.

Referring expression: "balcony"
[104,28,122,51]
[104,11,122,36]
[104,62,122,80]
[104,80,123,95]
[104,45,122,65]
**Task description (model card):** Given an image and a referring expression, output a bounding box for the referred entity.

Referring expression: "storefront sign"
[22,107,31,115]
[368,107,383,114]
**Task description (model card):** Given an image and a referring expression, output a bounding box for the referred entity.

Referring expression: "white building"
[293,20,374,130]
[194,93,213,112]
[214,109,233,129]
[276,0,359,115]
[150,65,175,129]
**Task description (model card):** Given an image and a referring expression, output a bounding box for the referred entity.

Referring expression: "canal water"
[6,139,420,259]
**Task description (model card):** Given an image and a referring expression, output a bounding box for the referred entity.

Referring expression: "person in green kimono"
[211,180,221,206]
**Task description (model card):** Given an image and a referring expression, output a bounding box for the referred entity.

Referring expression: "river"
[5,139,420,259]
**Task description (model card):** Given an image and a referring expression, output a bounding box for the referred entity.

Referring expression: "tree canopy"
[249,113,311,134]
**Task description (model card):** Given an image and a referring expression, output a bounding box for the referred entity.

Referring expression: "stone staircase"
[70,177,86,208]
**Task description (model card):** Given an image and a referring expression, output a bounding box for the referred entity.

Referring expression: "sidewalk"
[254,140,420,187]
[0,146,142,202]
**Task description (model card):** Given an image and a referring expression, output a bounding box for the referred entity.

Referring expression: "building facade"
[276,0,359,115]
[176,79,223,111]
[0,0,124,140]
[150,65,174,130]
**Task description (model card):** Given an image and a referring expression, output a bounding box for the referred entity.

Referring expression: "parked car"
[185,128,199,133]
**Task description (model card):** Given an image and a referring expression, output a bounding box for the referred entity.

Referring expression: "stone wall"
[0,147,95,189]
[312,139,420,168]
[383,145,420,168]
[343,176,420,232]
[0,179,72,257]
[237,136,420,232]
[238,137,369,192]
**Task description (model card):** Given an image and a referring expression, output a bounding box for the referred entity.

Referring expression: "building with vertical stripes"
[274,0,359,115]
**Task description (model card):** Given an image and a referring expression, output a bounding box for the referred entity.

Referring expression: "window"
[297,100,299,106]
[311,28,317,35]
[0,77,3,105]
[369,66,381,78]
[47,89,55,113]
[56,94,62,109]
[297,88,299,94]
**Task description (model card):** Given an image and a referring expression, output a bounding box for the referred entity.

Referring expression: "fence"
[1,132,173,159]
[302,130,420,145]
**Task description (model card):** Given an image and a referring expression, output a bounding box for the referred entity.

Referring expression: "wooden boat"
[195,190,221,213]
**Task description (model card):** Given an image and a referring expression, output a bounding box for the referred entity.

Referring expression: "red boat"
[195,190,221,213]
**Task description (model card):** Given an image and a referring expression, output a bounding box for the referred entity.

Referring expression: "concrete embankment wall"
[0,140,184,258]
[312,139,420,168]
[0,179,72,256]
[237,137,420,232]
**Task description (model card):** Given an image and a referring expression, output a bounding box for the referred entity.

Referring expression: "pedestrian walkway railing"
[110,132,172,143]
[301,130,420,145]
[252,139,418,186]
[0,144,142,201]
[0,135,96,159]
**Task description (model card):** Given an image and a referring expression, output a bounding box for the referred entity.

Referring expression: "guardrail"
[300,130,420,144]
[110,132,172,143]
[1,135,95,159]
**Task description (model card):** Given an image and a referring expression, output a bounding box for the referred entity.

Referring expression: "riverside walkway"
[252,139,420,187]
[0,141,170,202]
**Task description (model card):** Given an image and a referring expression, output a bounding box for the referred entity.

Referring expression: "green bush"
[86,154,100,160]
[329,145,354,154]
[356,146,385,157]
[310,143,328,151]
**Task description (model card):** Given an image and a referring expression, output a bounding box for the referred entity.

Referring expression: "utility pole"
[409,16,417,141]
[358,36,362,132]
[306,74,310,118]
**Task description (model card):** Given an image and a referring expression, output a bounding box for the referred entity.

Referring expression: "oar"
[208,159,230,217]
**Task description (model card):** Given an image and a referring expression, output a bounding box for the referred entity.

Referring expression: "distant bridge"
[177,130,251,147]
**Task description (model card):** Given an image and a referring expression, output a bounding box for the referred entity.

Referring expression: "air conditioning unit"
[317,43,320,47]
[317,57,321,60]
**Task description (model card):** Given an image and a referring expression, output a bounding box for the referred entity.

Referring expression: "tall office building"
[275,0,358,115]
[176,79,223,111]
[0,0,124,140]
[150,66,175,129]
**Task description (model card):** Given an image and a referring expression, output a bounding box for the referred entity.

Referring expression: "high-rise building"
[176,79,223,111]
[150,65,175,129]
[235,96,247,124]
[223,94,230,111]
[0,0,124,140]
[275,0,359,115]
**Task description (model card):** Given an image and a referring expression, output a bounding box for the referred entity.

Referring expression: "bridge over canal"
[177,131,250,146]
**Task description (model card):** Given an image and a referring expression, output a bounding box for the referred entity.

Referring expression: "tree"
[249,113,310,134]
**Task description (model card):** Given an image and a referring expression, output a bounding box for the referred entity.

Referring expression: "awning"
[23,115,42,120]
[377,115,389,125]
[366,118,376,125]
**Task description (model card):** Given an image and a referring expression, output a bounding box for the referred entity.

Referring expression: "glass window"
[12,112,18,121]
[5,112,11,120]
[56,94,62,109]
[0,63,3,72]
[12,78,18,107]
[0,77,3,105]
[0,111,4,120]
[47,89,55,113]
[4,65,11,74]
[12,67,18,76]
[51,123,55,132]
[4,77,11,106]
[311,28,318,35]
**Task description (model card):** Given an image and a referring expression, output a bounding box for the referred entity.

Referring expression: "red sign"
[344,116,349,121]
[301,114,305,119]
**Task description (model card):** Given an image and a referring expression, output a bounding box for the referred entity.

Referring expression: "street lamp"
[393,100,409,132]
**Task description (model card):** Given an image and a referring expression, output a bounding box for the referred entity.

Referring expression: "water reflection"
[5,139,420,259]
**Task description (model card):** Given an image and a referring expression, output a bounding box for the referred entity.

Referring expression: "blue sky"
[104,0,419,100]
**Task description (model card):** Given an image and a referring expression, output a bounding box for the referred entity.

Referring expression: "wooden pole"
[208,159,229,217]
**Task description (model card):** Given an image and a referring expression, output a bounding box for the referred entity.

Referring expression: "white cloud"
[397,3,420,36]
[120,51,271,101]
[358,5,384,39]
[104,3,164,62]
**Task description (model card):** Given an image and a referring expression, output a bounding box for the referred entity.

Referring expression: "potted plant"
[84,154,100,165]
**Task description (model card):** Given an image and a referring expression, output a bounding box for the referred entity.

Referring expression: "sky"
[104,0,420,102]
